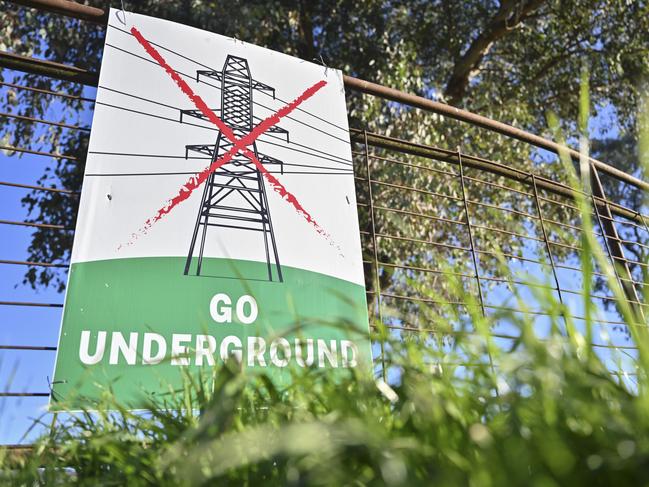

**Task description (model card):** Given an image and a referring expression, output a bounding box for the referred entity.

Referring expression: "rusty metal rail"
[10,0,107,23]
[0,392,51,397]
[0,80,95,102]
[344,78,649,192]
[0,219,73,231]
[0,51,99,85]
[0,259,69,267]
[0,180,79,195]
[0,345,57,350]
[0,301,63,307]
[0,144,79,161]
[0,111,91,131]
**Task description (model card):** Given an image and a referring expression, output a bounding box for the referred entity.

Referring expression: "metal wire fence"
[1,0,648,446]
[350,129,646,380]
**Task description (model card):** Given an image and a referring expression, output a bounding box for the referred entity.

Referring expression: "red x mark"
[128,26,332,245]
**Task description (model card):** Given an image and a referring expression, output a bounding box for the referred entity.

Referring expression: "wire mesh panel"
[350,130,645,381]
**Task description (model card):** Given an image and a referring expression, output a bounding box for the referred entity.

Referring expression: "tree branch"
[444,0,546,104]
[295,0,316,62]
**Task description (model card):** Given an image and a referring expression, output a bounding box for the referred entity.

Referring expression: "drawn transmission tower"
[180,55,288,282]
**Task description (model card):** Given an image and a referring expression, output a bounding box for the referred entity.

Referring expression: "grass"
[2,87,649,486]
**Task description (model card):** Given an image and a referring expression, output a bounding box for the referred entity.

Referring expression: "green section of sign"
[51,257,370,410]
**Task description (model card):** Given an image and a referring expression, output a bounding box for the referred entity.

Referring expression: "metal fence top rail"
[4,0,648,193]
[352,130,649,227]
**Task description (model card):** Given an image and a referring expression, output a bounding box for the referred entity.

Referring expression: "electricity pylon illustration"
[180,55,288,282]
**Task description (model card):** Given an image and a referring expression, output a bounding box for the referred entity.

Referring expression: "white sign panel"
[52,9,370,409]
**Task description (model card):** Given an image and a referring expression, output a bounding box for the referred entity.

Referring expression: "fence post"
[590,165,644,322]
[364,130,387,381]
[457,147,498,385]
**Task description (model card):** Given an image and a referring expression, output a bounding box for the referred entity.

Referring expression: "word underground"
[77,293,359,369]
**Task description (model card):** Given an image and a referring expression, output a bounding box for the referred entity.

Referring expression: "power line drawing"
[84,29,356,272]
[180,55,289,282]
